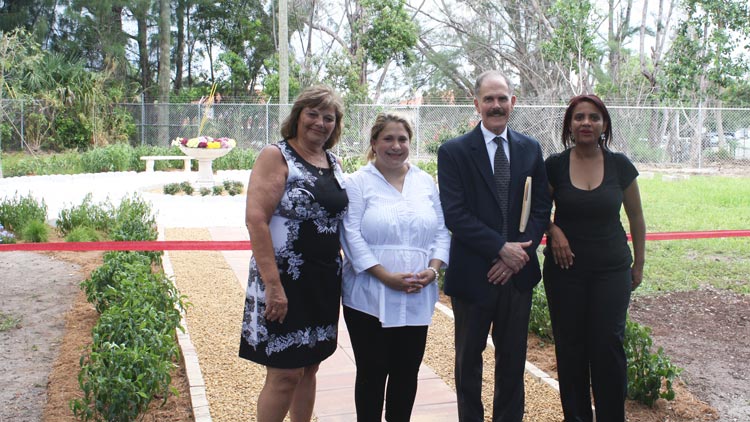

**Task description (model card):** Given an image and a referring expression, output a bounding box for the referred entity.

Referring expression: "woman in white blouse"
[341,112,450,422]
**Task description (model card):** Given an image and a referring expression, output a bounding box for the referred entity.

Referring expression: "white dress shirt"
[481,123,511,171]
[341,162,451,327]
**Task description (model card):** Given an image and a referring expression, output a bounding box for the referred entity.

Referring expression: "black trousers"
[343,306,428,422]
[543,263,632,422]
[452,282,532,422]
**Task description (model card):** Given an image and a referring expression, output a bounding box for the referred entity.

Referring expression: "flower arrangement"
[172,136,236,149]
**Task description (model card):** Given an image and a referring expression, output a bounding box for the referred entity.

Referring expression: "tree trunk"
[158,0,171,146]
[135,10,151,97]
[175,0,186,93]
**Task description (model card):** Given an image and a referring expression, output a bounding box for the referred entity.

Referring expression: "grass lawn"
[631,174,750,294]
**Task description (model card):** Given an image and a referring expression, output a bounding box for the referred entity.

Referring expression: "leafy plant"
[56,193,114,236]
[212,185,224,195]
[79,143,136,173]
[625,319,681,406]
[413,159,437,179]
[223,179,244,196]
[213,148,256,170]
[0,192,48,232]
[20,220,49,243]
[163,183,181,195]
[108,194,160,264]
[179,181,194,195]
[72,341,176,422]
[528,284,553,341]
[81,251,153,313]
[342,155,366,174]
[65,226,102,242]
[199,187,211,196]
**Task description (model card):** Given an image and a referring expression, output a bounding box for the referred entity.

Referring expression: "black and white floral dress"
[239,140,348,368]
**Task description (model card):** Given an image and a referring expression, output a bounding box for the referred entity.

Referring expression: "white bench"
[140,156,193,172]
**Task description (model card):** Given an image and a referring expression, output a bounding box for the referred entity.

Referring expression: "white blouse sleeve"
[427,174,451,267]
[340,172,380,274]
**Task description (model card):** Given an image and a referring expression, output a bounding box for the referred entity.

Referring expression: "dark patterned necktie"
[493,136,510,236]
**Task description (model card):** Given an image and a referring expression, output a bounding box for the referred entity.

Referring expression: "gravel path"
[166,227,563,421]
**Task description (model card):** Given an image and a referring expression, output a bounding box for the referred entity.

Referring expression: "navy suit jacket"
[437,123,551,303]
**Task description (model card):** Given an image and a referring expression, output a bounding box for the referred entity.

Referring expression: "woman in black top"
[543,94,645,422]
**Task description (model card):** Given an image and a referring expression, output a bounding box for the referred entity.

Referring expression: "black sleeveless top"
[544,148,638,272]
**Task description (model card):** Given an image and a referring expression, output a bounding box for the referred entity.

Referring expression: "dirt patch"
[629,288,750,421]
[0,251,81,421]
[0,243,192,421]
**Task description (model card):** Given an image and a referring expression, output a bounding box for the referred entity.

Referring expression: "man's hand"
[487,259,513,285]
[499,240,532,272]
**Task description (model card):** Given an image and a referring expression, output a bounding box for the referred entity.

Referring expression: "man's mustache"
[488,108,506,116]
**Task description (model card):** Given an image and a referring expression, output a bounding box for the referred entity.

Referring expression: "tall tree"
[174,0,188,93]
[301,0,418,102]
[0,0,57,45]
[54,0,131,82]
[157,0,170,144]
[662,0,750,163]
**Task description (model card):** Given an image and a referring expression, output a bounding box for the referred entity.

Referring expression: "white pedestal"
[179,146,233,188]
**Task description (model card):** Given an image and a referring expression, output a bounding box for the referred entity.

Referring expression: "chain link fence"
[3,98,750,168]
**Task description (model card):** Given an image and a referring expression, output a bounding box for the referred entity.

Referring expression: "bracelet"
[426,267,440,283]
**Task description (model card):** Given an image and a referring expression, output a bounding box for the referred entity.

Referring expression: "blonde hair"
[280,85,344,150]
[366,112,414,161]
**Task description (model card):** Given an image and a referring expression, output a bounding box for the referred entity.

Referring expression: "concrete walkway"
[207,226,459,421]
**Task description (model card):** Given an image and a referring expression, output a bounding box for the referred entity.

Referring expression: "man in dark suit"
[437,70,551,421]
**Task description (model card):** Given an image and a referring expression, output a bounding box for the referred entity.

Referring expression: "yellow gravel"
[166,228,562,421]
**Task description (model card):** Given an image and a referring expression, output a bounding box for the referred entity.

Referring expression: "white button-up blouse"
[341,162,451,327]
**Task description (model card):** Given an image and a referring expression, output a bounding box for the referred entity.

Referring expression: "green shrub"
[212,185,225,195]
[20,220,49,243]
[414,160,437,179]
[179,181,194,195]
[528,284,553,341]
[56,193,114,236]
[342,155,366,174]
[163,183,182,195]
[81,251,153,313]
[71,341,176,422]
[65,226,102,242]
[213,148,256,170]
[223,180,244,196]
[109,194,160,264]
[425,121,474,155]
[625,319,681,406]
[80,143,136,173]
[199,187,211,196]
[53,113,93,151]
[0,192,48,232]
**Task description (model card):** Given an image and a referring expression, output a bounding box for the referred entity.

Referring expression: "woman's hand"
[263,283,289,323]
[631,265,643,291]
[412,268,437,288]
[380,271,424,293]
[548,223,574,269]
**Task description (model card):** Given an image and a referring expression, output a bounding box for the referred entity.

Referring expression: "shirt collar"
[480,123,509,146]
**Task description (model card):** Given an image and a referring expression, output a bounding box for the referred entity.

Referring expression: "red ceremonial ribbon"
[0,230,748,252]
